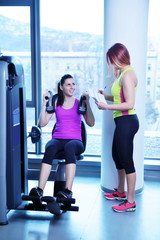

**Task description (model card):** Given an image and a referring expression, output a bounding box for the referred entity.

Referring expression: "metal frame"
[0,61,7,225]
[0,0,42,153]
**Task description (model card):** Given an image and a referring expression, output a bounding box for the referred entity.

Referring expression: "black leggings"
[112,115,139,174]
[42,139,84,165]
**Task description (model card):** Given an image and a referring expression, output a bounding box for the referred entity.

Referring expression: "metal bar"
[0,61,8,225]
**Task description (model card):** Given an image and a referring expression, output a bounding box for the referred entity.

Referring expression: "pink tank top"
[52,98,82,140]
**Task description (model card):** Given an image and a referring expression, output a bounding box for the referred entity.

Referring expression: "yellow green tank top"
[111,67,137,118]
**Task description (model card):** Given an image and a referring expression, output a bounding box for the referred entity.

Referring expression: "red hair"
[106,43,130,68]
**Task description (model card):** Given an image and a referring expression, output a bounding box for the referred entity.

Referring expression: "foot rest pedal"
[22,195,41,201]
[24,203,47,211]
[61,205,79,212]
[56,197,75,204]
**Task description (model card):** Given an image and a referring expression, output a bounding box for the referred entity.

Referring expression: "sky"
[148,0,160,36]
[0,0,103,35]
[0,0,159,36]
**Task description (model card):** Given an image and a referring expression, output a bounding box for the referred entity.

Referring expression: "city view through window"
[0,0,159,159]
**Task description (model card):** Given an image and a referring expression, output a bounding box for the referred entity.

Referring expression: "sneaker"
[112,200,136,212]
[29,187,43,197]
[57,188,73,199]
[104,189,126,201]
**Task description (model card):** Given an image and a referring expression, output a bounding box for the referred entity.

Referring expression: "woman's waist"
[113,109,137,118]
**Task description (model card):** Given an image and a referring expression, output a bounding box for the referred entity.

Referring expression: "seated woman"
[29,74,95,199]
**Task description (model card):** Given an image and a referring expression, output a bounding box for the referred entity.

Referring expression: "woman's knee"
[65,140,84,153]
[45,139,59,150]
[42,139,60,165]
[64,140,83,164]
[42,156,53,165]
[124,163,135,174]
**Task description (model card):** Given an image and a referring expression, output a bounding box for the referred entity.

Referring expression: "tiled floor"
[0,177,160,240]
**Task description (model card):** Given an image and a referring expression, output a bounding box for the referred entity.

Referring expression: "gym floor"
[0,176,160,240]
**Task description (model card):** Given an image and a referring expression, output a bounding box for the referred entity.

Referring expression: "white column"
[101,0,149,193]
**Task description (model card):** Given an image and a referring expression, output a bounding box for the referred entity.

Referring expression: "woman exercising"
[29,74,95,199]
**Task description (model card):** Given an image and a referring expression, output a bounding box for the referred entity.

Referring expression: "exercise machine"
[0,55,27,225]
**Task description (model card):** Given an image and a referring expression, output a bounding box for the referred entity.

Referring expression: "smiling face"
[60,77,76,97]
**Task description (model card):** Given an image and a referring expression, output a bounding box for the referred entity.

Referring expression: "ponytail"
[57,82,64,106]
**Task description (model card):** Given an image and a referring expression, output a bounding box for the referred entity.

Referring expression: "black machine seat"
[52,121,87,161]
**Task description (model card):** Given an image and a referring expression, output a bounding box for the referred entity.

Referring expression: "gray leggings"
[42,139,84,165]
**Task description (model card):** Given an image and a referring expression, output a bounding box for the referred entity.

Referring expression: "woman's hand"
[42,92,51,106]
[98,89,114,102]
[82,91,90,101]
[96,101,108,110]
[98,89,105,95]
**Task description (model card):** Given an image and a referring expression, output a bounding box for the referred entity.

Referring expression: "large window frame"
[0,1,41,111]
[1,0,160,170]
[0,0,42,153]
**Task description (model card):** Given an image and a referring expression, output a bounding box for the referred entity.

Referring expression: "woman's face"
[60,78,76,97]
[107,62,119,75]
[112,62,120,70]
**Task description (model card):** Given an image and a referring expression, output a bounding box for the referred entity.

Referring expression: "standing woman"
[29,74,95,199]
[96,43,139,212]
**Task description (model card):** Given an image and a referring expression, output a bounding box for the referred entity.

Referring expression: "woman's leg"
[117,169,125,193]
[111,116,139,212]
[38,139,63,190]
[126,172,136,203]
[117,169,136,202]
[64,140,84,191]
[112,127,125,193]
[65,163,76,191]
[38,163,52,190]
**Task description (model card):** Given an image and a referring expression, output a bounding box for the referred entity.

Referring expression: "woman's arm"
[38,93,53,127]
[98,89,114,102]
[82,92,95,127]
[96,71,137,111]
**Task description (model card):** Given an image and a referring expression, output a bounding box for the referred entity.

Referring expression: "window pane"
[0,6,34,153]
[0,6,32,101]
[40,0,104,156]
[146,0,160,159]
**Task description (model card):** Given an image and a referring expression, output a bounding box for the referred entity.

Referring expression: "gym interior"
[0,1,160,240]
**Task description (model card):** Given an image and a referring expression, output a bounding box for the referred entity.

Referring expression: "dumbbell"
[45,91,58,114]
[78,95,87,114]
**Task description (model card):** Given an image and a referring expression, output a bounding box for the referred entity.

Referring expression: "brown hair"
[106,43,130,68]
[57,74,73,106]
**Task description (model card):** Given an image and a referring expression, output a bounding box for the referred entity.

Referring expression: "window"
[145,0,160,158]
[0,6,31,101]
[1,0,160,163]
[0,5,36,152]
[40,0,104,155]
